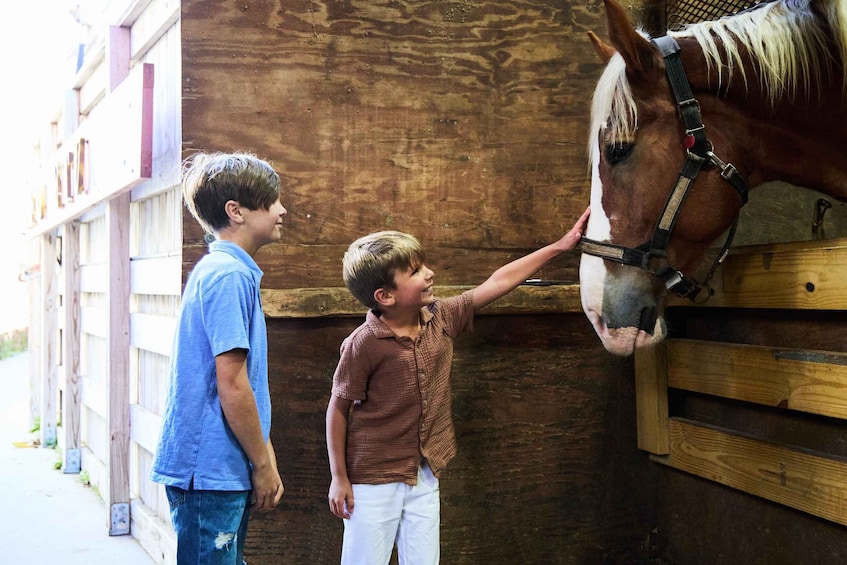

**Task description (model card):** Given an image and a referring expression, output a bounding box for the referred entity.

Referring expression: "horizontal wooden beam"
[666,339,847,420]
[671,237,847,309]
[652,418,847,527]
[261,284,583,318]
[131,255,181,296]
[130,313,175,356]
[130,404,161,454]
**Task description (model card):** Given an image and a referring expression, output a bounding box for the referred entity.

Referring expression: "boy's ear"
[225,200,244,224]
[374,287,394,307]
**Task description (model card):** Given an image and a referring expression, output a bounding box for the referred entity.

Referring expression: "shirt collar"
[365,305,435,339]
[209,239,264,282]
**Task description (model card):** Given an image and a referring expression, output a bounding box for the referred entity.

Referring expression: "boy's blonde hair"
[182,152,281,235]
[343,231,426,311]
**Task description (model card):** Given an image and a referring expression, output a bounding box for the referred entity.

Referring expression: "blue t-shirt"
[150,240,271,491]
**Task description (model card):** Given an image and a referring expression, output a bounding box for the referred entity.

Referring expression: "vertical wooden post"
[108,191,131,536]
[61,83,82,472]
[107,24,132,537]
[63,220,82,473]
[29,238,43,432]
[40,232,58,448]
[108,26,131,88]
[634,343,670,455]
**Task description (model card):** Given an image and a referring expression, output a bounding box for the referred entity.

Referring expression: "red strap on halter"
[684,134,696,149]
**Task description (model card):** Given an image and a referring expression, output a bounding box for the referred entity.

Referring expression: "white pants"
[341,463,440,565]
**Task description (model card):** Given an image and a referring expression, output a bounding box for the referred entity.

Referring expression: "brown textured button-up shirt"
[331,291,474,485]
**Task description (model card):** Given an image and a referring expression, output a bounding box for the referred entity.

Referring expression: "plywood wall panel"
[181,0,601,290]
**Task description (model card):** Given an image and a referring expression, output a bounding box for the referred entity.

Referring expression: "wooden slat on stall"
[671,237,847,310]
[635,345,670,455]
[639,236,847,528]
[652,418,847,527]
[666,339,847,420]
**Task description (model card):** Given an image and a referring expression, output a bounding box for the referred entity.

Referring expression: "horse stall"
[578,0,847,563]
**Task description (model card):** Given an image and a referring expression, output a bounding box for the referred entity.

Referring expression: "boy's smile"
[391,263,435,308]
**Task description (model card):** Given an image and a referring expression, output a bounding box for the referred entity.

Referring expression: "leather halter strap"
[578,35,749,301]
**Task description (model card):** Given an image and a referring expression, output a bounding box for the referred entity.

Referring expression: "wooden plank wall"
[34,0,181,553]
[181,1,660,563]
[636,238,847,565]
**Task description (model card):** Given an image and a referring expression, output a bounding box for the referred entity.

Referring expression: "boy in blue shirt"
[151,152,286,564]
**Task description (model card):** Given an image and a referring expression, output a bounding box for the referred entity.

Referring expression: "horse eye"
[604,142,634,165]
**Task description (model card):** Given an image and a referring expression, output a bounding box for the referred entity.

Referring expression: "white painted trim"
[131,255,181,296]
[130,312,175,356]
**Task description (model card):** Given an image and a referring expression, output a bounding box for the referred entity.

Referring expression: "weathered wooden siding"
[181,1,658,563]
[245,314,657,564]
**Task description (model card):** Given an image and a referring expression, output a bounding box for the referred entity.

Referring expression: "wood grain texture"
[181,0,601,290]
[261,283,582,317]
[669,237,847,309]
[667,339,847,420]
[658,306,847,564]
[248,315,658,564]
[657,465,847,565]
[654,418,847,527]
[63,221,82,456]
[635,344,669,455]
[108,191,132,531]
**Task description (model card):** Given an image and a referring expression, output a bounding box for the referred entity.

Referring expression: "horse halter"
[579,35,749,301]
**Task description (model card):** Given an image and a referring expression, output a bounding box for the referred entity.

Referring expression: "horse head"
[579,0,847,356]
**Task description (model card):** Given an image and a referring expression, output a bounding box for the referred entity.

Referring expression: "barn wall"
[178,0,660,563]
[241,315,657,564]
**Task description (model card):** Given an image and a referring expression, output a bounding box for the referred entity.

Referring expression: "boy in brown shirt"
[326,207,589,565]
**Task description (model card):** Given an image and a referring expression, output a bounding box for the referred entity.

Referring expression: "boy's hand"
[555,205,590,251]
[251,463,284,512]
[470,205,592,311]
[328,477,354,519]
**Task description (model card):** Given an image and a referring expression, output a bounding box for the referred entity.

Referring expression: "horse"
[578,0,847,356]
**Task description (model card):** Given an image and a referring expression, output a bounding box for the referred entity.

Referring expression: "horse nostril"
[638,306,658,333]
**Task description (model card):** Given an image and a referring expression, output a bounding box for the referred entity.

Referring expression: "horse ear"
[587,31,617,63]
[602,0,662,80]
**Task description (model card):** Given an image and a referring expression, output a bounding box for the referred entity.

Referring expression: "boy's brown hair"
[182,152,280,234]
[343,231,425,311]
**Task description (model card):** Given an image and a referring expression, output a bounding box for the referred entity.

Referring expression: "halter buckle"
[658,267,701,299]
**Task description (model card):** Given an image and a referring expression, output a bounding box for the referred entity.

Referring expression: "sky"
[0,1,102,334]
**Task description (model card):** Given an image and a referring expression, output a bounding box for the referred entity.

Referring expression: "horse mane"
[589,0,847,163]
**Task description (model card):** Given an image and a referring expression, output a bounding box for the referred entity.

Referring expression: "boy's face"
[389,262,435,309]
[240,197,287,247]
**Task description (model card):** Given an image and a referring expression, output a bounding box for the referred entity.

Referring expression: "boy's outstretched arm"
[470,206,589,311]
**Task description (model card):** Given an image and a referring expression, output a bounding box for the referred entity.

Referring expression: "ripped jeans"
[166,486,251,565]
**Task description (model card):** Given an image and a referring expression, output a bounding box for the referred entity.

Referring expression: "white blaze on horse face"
[580,143,667,356]
[580,143,611,329]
